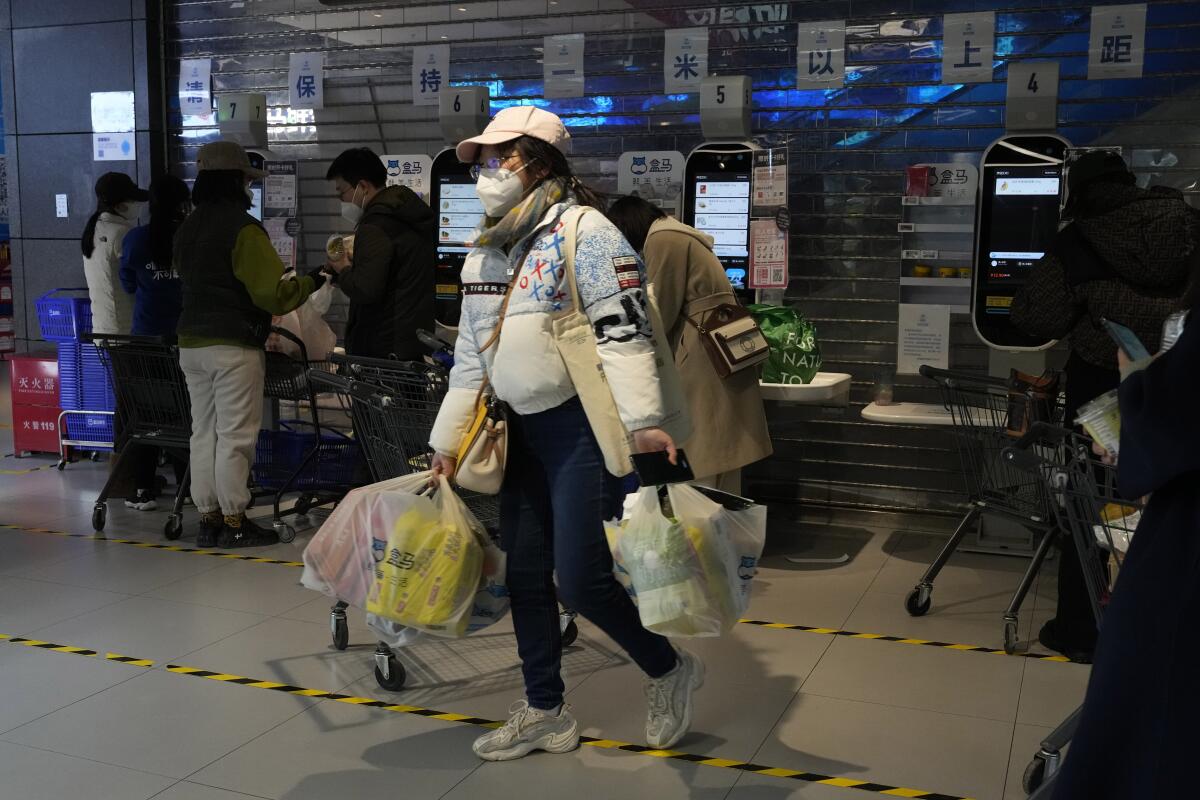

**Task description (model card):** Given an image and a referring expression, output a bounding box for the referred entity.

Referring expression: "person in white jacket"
[81,172,148,335]
[428,107,703,762]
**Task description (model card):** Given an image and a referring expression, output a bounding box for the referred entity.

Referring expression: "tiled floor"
[0,369,1090,800]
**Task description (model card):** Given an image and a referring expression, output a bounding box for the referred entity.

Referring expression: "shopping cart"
[253,327,363,543]
[88,335,192,540]
[309,356,578,691]
[905,366,1061,654]
[1003,423,1139,796]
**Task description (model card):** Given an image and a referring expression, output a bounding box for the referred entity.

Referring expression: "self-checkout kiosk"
[684,76,758,306]
[428,86,491,340]
[972,63,1069,376]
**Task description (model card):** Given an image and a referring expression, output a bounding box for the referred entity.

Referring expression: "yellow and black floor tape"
[0,521,1070,663]
[739,619,1071,663]
[0,629,974,799]
[0,523,304,567]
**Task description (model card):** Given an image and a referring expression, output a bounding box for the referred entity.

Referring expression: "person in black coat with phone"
[1049,296,1200,798]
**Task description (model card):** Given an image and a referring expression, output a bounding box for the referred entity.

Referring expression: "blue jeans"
[501,397,678,710]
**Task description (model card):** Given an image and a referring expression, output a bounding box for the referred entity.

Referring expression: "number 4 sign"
[1006,62,1059,131]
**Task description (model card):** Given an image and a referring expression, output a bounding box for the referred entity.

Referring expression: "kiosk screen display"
[692,172,751,289]
[432,169,485,327]
[978,165,1061,320]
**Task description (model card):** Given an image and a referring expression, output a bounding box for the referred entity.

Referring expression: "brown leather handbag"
[686,303,771,379]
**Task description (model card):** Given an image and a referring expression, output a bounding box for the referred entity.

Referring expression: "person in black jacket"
[325,148,435,360]
[1049,298,1200,799]
[1011,151,1197,661]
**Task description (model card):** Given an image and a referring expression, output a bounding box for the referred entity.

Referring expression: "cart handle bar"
[918,364,1008,389]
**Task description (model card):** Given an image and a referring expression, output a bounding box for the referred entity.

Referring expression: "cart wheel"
[904,586,932,617]
[1022,754,1048,794]
[561,619,579,648]
[274,522,296,544]
[56,460,67,471]
[91,503,107,532]
[163,515,183,541]
[375,657,407,691]
[332,616,349,651]
[1004,619,1019,655]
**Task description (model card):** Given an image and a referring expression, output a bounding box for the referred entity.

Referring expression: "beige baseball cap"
[196,140,267,178]
[455,106,571,164]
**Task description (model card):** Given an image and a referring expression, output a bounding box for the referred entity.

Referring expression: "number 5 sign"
[700,75,751,139]
[1005,62,1059,131]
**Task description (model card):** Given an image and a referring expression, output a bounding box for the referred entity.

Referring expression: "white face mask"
[340,184,365,225]
[475,162,532,218]
[244,184,255,206]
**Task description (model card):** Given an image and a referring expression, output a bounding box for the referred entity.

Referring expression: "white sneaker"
[645,647,704,750]
[124,491,158,512]
[473,701,580,762]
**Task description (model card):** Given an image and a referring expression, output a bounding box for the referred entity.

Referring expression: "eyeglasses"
[473,153,519,172]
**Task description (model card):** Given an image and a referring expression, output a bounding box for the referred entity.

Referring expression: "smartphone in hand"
[1101,318,1152,361]
[632,449,695,486]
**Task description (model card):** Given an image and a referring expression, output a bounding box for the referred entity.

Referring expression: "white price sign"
[413,45,450,107]
[179,58,212,125]
[380,154,434,202]
[617,151,684,218]
[1088,4,1146,79]
[663,28,709,94]
[942,12,995,84]
[288,53,324,110]
[796,21,845,88]
[544,34,585,99]
[897,304,951,374]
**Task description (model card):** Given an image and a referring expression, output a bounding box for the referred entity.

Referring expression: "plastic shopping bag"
[365,476,489,638]
[606,487,726,637]
[668,484,767,621]
[301,471,433,608]
[747,304,822,384]
[268,278,337,361]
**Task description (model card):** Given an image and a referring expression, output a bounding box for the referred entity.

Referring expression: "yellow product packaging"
[365,479,485,637]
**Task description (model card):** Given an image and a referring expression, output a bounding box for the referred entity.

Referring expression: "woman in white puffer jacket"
[81,172,148,335]
[428,107,704,762]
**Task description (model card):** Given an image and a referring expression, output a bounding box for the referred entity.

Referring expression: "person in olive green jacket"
[174,141,324,548]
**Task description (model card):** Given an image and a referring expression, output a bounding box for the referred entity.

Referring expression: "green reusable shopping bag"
[747,305,823,384]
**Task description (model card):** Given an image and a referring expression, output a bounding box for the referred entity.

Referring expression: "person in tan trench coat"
[607,196,772,493]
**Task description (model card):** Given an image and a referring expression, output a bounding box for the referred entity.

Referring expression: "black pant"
[1054,354,1121,645]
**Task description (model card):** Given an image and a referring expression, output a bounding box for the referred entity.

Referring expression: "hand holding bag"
[551,207,692,476]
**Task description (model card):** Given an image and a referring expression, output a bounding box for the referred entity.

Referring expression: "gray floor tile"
[871,533,1035,598]
[1016,659,1090,729]
[0,527,97,575]
[725,772,872,799]
[2,668,319,779]
[1005,724,1055,800]
[188,696,482,800]
[144,560,317,617]
[0,739,174,800]
[21,541,230,593]
[173,617,375,693]
[0,575,131,634]
[153,782,270,800]
[679,620,834,693]
[0,643,148,735]
[440,743,741,800]
[277,595,373,637]
[754,693,1014,800]
[801,635,1025,722]
[29,595,267,664]
[567,657,796,762]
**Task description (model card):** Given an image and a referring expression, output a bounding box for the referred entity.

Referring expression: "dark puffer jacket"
[1012,184,1198,369]
[334,185,436,361]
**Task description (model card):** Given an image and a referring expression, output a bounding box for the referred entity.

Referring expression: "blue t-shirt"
[119,224,182,337]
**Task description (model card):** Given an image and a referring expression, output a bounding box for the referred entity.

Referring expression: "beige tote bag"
[551,206,692,477]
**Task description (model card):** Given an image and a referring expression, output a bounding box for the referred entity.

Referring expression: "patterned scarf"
[473,178,567,252]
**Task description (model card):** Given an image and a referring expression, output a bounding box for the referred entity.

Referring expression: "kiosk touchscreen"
[684,145,755,304]
[973,134,1069,350]
[431,149,485,328]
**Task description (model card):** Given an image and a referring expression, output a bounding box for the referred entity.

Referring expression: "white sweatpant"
[179,345,265,517]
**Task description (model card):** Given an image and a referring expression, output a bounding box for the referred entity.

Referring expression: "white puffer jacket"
[428,199,667,456]
[83,211,135,335]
